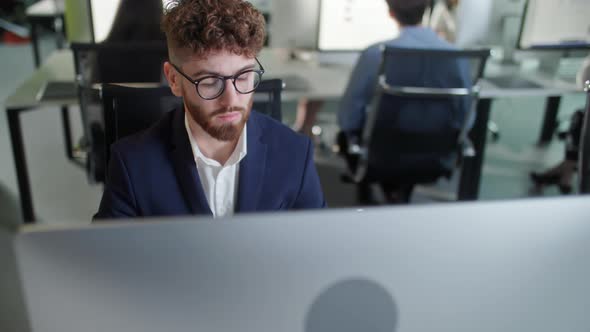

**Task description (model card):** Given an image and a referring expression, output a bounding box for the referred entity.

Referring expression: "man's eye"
[199,78,219,86]
[237,72,252,81]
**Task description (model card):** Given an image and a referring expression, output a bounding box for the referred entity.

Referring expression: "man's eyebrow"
[190,63,257,78]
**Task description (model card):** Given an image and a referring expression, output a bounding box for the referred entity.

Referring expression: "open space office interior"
[1,0,590,331]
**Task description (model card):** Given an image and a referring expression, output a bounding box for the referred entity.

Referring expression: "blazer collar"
[236,112,268,212]
[169,109,269,215]
[169,108,212,216]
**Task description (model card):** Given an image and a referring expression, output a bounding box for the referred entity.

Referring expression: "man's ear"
[163,62,182,97]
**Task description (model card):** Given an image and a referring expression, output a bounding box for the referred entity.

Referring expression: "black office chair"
[71,41,168,83]
[252,78,283,122]
[343,46,490,203]
[100,79,283,180]
[70,41,169,181]
[578,80,590,193]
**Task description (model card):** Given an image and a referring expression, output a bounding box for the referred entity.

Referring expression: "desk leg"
[538,96,561,146]
[60,106,74,160]
[30,21,41,68]
[458,98,492,201]
[54,16,65,49]
[7,108,36,223]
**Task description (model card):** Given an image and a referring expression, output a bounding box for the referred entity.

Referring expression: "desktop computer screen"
[89,0,119,42]
[518,0,590,50]
[317,0,399,51]
[270,0,319,49]
[455,0,526,48]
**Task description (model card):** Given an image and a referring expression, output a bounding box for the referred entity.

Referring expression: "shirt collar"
[184,113,248,167]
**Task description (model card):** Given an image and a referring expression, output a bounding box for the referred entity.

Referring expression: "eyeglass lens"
[198,71,261,99]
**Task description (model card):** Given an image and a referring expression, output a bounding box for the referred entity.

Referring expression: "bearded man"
[94,0,325,219]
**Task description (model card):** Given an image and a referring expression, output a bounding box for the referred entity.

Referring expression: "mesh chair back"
[101,84,181,177]
[71,41,168,181]
[71,41,168,84]
[252,78,283,121]
[361,47,490,184]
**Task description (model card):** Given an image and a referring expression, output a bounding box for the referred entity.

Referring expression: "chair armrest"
[348,143,367,157]
[460,138,476,158]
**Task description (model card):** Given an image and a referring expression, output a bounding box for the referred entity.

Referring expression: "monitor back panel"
[14,197,590,332]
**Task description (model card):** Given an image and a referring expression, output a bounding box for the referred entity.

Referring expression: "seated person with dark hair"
[530,109,584,194]
[530,55,590,194]
[337,0,472,203]
[94,0,326,219]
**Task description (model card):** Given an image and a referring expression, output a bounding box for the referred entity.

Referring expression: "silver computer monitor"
[455,0,526,48]
[317,0,399,52]
[270,0,320,50]
[3,196,590,332]
[518,0,590,50]
[88,0,120,42]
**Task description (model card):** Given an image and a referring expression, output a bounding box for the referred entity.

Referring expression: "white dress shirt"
[185,114,247,218]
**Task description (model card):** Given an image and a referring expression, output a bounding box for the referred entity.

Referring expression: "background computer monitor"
[317,0,399,51]
[89,0,119,42]
[270,0,319,50]
[455,0,526,47]
[518,0,590,50]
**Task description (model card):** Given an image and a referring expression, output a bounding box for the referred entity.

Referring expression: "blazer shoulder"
[250,111,311,148]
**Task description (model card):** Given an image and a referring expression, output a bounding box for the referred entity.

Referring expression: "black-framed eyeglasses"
[170,58,265,100]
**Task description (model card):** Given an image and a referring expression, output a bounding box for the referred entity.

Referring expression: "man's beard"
[185,97,252,142]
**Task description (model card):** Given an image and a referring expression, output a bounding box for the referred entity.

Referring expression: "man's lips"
[215,111,241,122]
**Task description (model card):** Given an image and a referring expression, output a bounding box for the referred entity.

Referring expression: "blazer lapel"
[169,109,212,216]
[236,114,268,212]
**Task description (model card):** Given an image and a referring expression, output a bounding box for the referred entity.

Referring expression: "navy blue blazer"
[94,109,326,219]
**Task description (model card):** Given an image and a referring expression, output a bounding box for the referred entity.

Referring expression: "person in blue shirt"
[337,0,470,203]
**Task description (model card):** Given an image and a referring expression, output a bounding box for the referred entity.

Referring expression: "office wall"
[64,0,92,43]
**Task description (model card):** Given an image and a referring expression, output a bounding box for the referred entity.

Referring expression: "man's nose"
[217,79,239,107]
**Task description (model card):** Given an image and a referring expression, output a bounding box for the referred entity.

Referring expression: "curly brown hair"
[162,0,265,61]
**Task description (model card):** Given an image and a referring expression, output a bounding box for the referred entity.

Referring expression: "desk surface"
[4,50,75,109]
[4,48,582,111]
[25,0,64,17]
[259,49,353,101]
[479,61,579,98]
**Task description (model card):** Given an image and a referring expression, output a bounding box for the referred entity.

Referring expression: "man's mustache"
[210,106,245,117]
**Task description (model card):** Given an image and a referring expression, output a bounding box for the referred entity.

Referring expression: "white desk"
[4,49,583,222]
[5,50,77,222]
[259,49,352,101]
[5,50,75,109]
[25,0,66,68]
